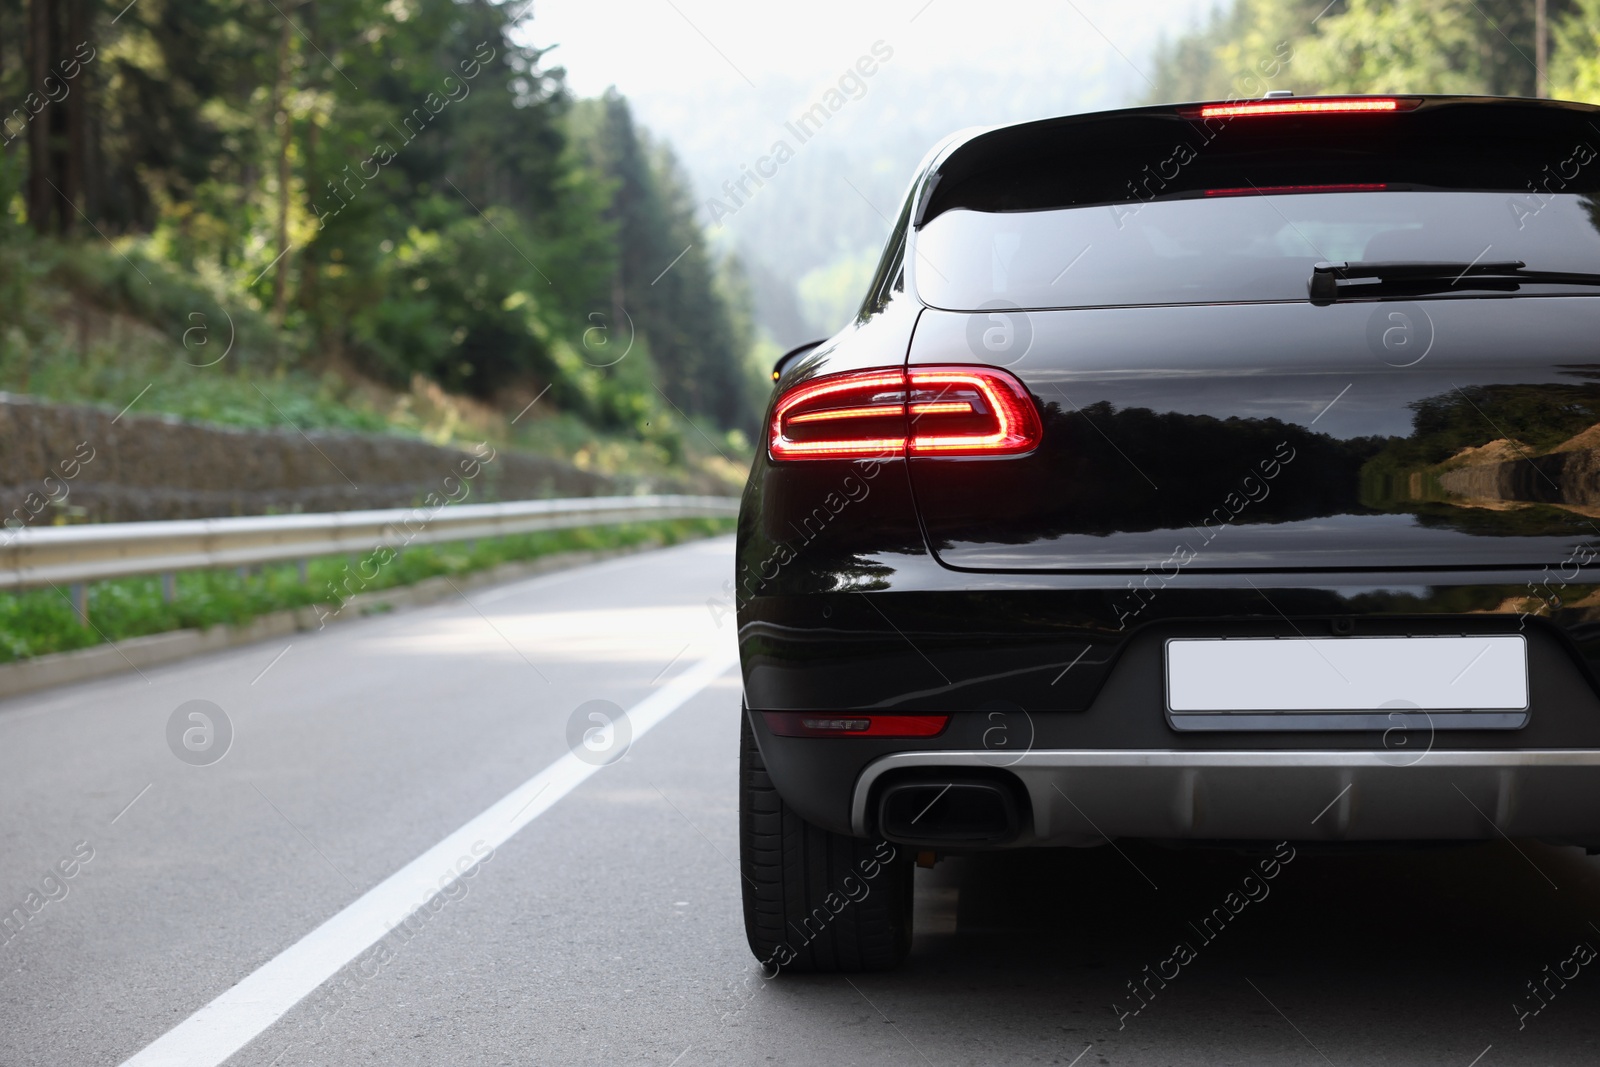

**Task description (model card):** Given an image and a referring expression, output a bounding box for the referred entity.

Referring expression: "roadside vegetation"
[0,517,734,665]
[0,1,759,666]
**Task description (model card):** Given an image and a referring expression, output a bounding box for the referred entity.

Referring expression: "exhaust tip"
[877,779,1021,846]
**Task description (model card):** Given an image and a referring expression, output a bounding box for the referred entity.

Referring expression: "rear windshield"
[913,101,1600,311]
[915,191,1600,309]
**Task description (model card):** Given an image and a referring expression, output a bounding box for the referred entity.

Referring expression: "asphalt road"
[4,535,1600,1066]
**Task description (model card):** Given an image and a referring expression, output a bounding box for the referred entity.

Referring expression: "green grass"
[0,518,733,664]
[0,326,395,435]
[0,235,389,430]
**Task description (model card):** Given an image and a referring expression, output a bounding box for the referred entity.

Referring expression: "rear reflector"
[768,365,1041,461]
[1192,97,1406,119]
[762,712,950,738]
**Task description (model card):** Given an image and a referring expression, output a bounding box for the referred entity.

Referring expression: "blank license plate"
[1166,636,1528,712]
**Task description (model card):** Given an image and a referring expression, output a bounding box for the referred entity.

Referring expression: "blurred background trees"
[0,0,763,465]
[1148,0,1600,103]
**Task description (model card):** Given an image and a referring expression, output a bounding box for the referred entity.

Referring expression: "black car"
[735,94,1600,973]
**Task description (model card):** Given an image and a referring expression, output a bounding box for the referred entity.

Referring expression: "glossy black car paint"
[734,96,1600,840]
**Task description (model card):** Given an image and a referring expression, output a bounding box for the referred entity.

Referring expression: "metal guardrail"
[0,495,741,592]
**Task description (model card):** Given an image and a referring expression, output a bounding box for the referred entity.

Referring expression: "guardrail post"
[161,573,175,602]
[297,559,308,582]
[69,582,88,627]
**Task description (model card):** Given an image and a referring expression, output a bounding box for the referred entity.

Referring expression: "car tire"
[739,707,914,973]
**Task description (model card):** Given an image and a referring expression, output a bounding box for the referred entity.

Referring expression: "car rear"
[736,95,1600,971]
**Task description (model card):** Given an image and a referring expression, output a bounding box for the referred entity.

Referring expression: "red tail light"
[907,368,1041,456]
[762,712,950,738]
[1190,97,1408,120]
[769,366,1041,461]
[768,369,907,460]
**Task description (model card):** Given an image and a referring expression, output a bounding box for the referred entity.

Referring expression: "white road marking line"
[118,644,738,1067]
[505,783,549,826]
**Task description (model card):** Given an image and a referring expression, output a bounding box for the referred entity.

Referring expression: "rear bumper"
[851,749,1600,847]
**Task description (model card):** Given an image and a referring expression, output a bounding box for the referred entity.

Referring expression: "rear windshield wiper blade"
[1308,260,1600,305]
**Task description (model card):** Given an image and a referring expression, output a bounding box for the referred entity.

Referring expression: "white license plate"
[1166,636,1528,712]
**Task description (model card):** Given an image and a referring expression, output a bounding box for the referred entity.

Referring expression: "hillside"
[0,239,749,507]
[0,0,763,500]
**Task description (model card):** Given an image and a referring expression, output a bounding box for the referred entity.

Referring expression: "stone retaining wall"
[0,394,612,525]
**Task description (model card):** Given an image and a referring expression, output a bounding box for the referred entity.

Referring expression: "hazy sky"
[525,0,1216,102]
[517,1,1223,343]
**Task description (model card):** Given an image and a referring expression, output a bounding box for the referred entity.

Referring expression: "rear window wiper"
[1308,260,1600,305]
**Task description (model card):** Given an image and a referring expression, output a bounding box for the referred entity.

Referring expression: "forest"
[0,0,765,483]
[1148,0,1600,104]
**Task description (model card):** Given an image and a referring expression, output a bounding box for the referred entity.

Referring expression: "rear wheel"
[739,708,913,973]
